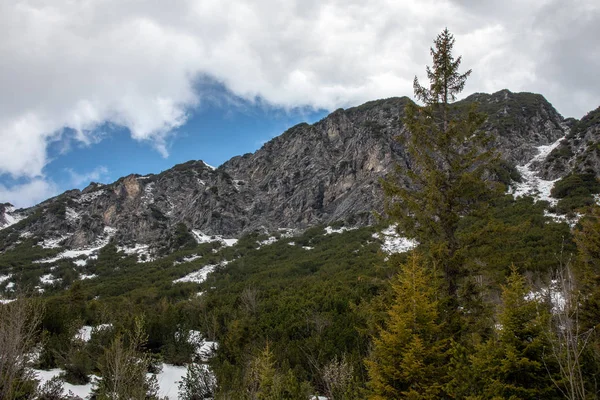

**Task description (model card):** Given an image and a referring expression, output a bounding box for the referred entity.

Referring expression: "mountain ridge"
[1,89,597,255]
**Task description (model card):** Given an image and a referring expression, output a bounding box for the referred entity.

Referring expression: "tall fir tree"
[383,28,501,298]
[365,254,448,399]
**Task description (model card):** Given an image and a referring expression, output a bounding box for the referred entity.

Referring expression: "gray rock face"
[0,90,578,250]
[539,107,600,180]
[0,203,13,229]
[457,90,566,165]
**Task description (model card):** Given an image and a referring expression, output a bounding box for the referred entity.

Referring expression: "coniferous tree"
[567,205,600,397]
[383,28,501,298]
[366,254,448,399]
[468,268,560,399]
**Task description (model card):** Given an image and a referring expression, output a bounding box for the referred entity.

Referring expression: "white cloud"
[66,166,109,187]
[0,179,58,209]
[0,0,598,190]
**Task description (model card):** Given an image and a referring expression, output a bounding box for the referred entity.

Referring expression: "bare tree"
[240,288,260,316]
[322,355,355,400]
[545,260,594,400]
[95,316,160,400]
[0,298,44,399]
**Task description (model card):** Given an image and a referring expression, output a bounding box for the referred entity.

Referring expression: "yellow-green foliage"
[366,254,447,399]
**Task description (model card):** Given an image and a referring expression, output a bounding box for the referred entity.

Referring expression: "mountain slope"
[540,106,600,180]
[0,90,575,252]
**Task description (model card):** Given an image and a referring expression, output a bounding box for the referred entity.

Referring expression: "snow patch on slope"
[40,274,60,285]
[117,243,154,262]
[75,189,105,204]
[511,137,564,206]
[173,261,229,284]
[373,226,418,254]
[0,206,25,230]
[173,254,202,265]
[36,227,116,263]
[41,235,72,249]
[65,207,81,223]
[76,324,113,342]
[34,369,97,398]
[526,280,566,314]
[191,230,238,247]
[325,226,357,235]
[143,182,156,204]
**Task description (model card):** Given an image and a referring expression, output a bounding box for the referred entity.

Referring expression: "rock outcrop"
[539,106,600,180]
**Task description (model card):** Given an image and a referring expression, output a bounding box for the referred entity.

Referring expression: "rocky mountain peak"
[458,90,566,165]
[0,91,585,254]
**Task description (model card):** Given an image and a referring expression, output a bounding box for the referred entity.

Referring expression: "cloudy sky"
[1,0,599,207]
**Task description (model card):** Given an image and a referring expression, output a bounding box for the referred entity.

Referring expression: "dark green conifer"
[468,268,560,399]
[383,28,501,297]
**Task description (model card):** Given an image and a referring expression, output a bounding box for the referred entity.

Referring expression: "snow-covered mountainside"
[0,203,25,230]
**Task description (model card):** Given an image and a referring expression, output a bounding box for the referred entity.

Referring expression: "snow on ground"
[79,273,97,280]
[142,182,156,204]
[76,324,113,342]
[173,254,202,265]
[76,326,93,342]
[73,259,88,267]
[36,227,116,264]
[74,189,105,204]
[0,274,12,284]
[373,226,418,254]
[41,234,72,249]
[65,207,81,223]
[173,261,229,284]
[302,246,314,250]
[258,236,278,247]
[0,298,16,304]
[188,330,219,361]
[34,369,96,399]
[203,161,216,170]
[117,243,154,263]
[34,363,200,400]
[526,279,567,313]
[511,137,564,206]
[40,274,60,285]
[153,363,215,400]
[0,206,25,230]
[278,228,297,238]
[191,230,238,247]
[6,281,15,291]
[324,226,357,235]
[154,364,186,399]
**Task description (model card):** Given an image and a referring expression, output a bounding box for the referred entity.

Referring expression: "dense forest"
[2,29,600,400]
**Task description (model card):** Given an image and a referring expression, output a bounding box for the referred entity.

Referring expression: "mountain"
[0,90,584,255]
[539,106,600,180]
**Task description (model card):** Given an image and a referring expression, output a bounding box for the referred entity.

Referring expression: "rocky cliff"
[0,90,578,252]
[539,106,600,180]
